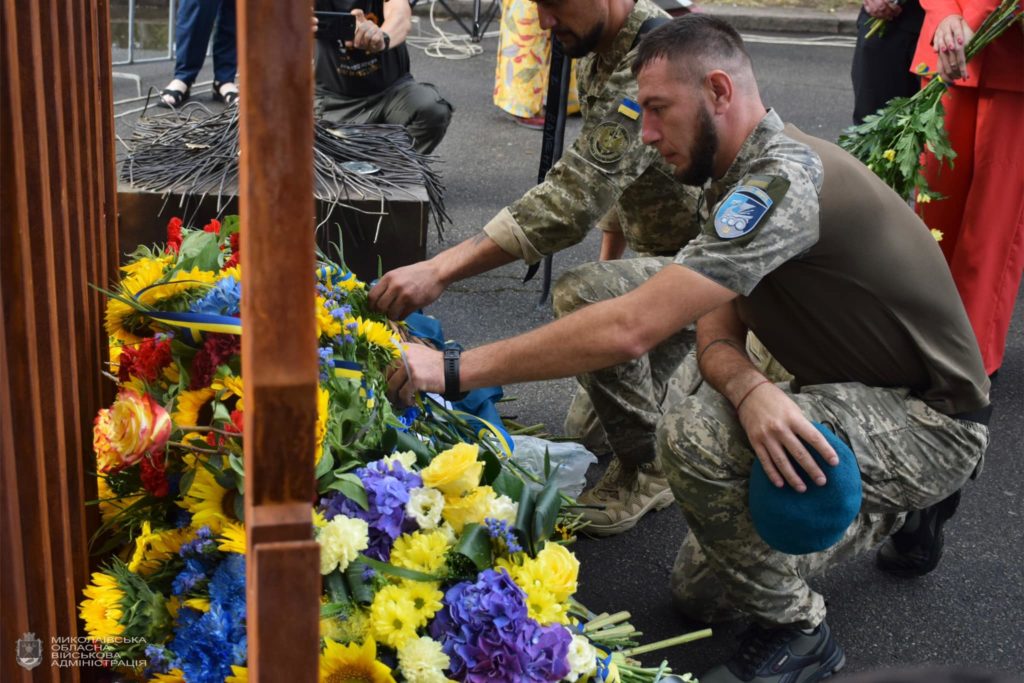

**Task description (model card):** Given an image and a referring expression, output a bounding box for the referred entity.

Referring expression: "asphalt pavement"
[111,6,1023,678]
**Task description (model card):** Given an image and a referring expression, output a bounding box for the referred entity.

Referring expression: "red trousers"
[919,84,1024,374]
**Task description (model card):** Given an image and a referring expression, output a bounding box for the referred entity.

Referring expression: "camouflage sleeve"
[675,158,821,295]
[487,100,662,264]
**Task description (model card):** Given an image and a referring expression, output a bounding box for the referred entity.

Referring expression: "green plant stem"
[621,628,714,657]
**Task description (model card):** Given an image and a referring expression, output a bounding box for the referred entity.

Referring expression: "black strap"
[631,16,671,50]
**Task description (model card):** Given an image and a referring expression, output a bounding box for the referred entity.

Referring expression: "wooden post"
[1,0,117,680]
[238,1,321,681]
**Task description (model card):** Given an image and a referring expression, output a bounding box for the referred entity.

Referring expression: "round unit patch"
[589,121,629,164]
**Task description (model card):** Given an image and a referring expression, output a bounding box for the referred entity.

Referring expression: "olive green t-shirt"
[675,110,989,415]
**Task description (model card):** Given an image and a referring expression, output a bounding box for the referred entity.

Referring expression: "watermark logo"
[16,632,43,670]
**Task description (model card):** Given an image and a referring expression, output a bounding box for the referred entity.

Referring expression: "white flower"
[486,493,519,524]
[564,632,598,682]
[398,636,450,683]
[383,450,418,472]
[317,515,369,575]
[406,487,445,529]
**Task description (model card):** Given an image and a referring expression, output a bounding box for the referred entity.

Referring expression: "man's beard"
[678,105,718,186]
[556,22,604,58]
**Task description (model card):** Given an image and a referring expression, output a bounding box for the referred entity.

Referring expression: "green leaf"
[325,473,368,511]
[531,471,563,550]
[320,600,350,619]
[394,429,432,467]
[480,448,502,486]
[175,231,220,272]
[513,486,537,555]
[452,523,493,571]
[228,453,246,478]
[314,446,335,480]
[492,469,525,501]
[324,570,350,604]
[345,560,375,605]
[220,215,240,238]
[212,401,231,425]
[359,555,441,582]
[232,491,245,520]
[178,468,196,496]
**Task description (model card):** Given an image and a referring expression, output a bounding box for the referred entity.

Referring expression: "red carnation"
[167,217,184,254]
[223,231,241,268]
[140,450,170,498]
[203,218,221,235]
[190,333,241,389]
[118,337,172,383]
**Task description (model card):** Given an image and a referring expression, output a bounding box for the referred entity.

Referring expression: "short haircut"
[632,14,752,82]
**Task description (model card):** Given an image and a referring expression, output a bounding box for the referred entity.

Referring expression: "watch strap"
[442,343,466,401]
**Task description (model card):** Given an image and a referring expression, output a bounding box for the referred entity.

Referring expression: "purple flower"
[429,569,569,681]
[321,460,421,561]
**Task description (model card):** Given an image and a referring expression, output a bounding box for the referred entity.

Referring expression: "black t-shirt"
[315,0,412,98]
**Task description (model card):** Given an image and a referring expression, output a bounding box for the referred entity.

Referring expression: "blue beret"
[748,422,862,555]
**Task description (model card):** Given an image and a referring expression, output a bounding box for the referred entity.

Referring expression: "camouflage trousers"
[658,380,989,629]
[553,257,698,466]
[554,258,792,465]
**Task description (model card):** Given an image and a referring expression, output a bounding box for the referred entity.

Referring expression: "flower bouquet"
[839,0,1021,205]
[80,216,710,682]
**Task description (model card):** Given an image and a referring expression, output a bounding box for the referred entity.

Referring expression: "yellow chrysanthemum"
[421,442,482,498]
[313,509,328,529]
[218,520,247,554]
[497,543,578,625]
[179,466,231,533]
[348,317,401,358]
[369,585,420,650]
[319,637,396,683]
[80,571,126,640]
[402,581,444,628]
[128,522,192,575]
[184,597,211,612]
[441,486,495,534]
[152,670,187,683]
[212,374,245,411]
[882,149,896,162]
[931,228,943,242]
[916,192,933,204]
[225,665,249,683]
[321,604,371,644]
[219,264,242,282]
[390,530,451,575]
[316,385,329,466]
[173,388,216,429]
[317,296,344,338]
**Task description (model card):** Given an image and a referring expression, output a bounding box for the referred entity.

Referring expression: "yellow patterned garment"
[492,0,579,118]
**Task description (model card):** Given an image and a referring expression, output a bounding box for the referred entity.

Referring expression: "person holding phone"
[314,0,453,154]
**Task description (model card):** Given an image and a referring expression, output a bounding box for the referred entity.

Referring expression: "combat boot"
[577,458,675,537]
[876,490,961,577]
[702,621,845,683]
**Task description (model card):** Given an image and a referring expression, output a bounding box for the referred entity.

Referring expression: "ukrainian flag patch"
[618,98,641,120]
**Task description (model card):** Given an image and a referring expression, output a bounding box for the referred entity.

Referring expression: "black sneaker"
[702,621,845,683]
[876,490,961,577]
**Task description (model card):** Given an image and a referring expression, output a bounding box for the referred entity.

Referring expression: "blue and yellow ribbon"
[143,310,242,344]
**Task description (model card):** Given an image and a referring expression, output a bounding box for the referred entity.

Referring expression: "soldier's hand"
[369,261,447,320]
[348,9,387,53]
[388,343,444,406]
[735,382,838,492]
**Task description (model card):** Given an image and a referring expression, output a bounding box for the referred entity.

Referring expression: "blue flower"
[190,276,241,316]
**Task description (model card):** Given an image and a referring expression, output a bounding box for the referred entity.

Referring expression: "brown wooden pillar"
[238,1,321,681]
[1,0,117,680]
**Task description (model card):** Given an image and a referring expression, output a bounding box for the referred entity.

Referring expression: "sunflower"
[172,388,216,428]
[218,520,246,554]
[128,522,192,575]
[212,374,245,411]
[225,665,249,683]
[105,256,172,342]
[80,571,126,640]
[319,638,395,683]
[317,296,344,338]
[219,264,242,282]
[95,473,141,525]
[348,317,401,358]
[321,604,371,644]
[178,466,231,533]
[152,670,187,683]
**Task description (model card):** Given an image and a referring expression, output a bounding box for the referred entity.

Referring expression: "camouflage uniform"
[658,110,990,628]
[482,0,701,263]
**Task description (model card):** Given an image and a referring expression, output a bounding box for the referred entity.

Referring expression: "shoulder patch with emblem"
[589,121,630,164]
[713,175,790,240]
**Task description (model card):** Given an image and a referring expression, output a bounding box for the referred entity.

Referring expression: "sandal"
[159,82,190,108]
[213,81,239,107]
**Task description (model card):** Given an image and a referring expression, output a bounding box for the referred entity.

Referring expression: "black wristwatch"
[380,31,391,51]
[442,342,467,401]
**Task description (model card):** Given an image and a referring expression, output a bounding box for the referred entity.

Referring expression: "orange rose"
[94,390,172,472]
